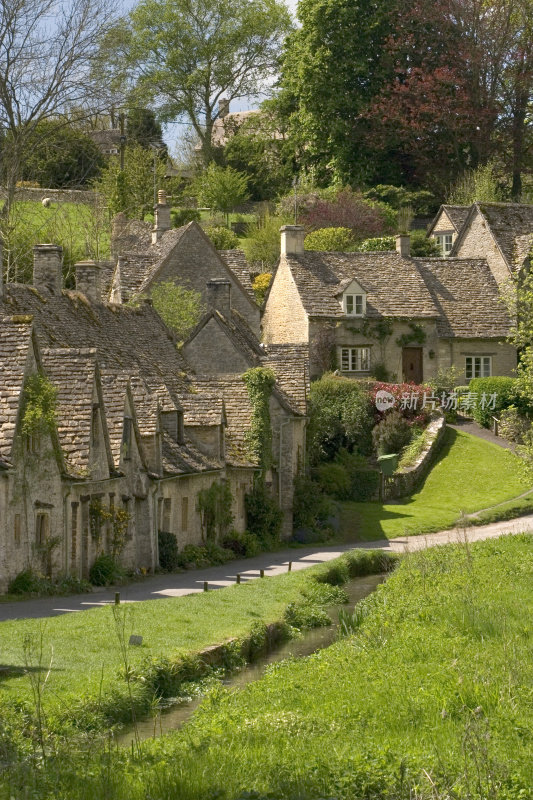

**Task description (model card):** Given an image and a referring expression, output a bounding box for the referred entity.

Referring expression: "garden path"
[0,517,531,622]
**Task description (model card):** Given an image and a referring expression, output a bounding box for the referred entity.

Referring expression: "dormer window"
[434,233,453,256]
[344,293,365,316]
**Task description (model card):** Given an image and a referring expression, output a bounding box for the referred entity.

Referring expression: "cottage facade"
[427,205,470,256]
[262,226,516,384]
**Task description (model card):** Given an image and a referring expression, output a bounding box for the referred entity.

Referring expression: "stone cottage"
[109,192,260,335]
[0,244,267,592]
[262,226,516,383]
[427,204,471,256]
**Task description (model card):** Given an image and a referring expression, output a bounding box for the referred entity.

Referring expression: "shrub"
[242,214,284,268]
[304,226,357,251]
[252,272,272,305]
[363,185,438,216]
[8,569,91,596]
[468,376,519,427]
[176,544,211,569]
[222,530,261,558]
[369,381,431,424]
[89,554,123,586]
[299,188,395,239]
[372,410,412,455]
[158,531,179,572]
[292,474,334,530]
[357,236,395,252]
[308,374,374,464]
[203,225,239,249]
[171,208,201,227]
[245,481,283,547]
[499,406,531,443]
[316,461,352,499]
[410,230,441,256]
[315,450,379,501]
[8,569,39,594]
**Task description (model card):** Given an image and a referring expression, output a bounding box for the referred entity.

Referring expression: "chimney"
[75,260,101,303]
[33,244,63,294]
[219,97,230,119]
[280,225,305,256]
[152,189,171,244]
[395,234,411,258]
[207,279,231,318]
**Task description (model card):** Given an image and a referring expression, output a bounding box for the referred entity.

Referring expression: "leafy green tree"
[18,121,104,188]
[126,107,166,153]
[94,144,165,218]
[149,281,204,341]
[98,0,292,164]
[447,161,505,205]
[304,227,357,251]
[191,164,249,225]
[242,214,286,268]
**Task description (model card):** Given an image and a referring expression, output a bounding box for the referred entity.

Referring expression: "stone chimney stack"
[280,225,305,256]
[152,189,171,244]
[75,260,101,303]
[207,278,231,318]
[395,234,411,258]
[219,97,230,119]
[33,244,63,294]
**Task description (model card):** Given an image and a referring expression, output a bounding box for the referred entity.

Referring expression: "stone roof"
[414,258,512,338]
[476,203,533,271]
[0,317,33,466]
[218,250,254,300]
[41,347,98,476]
[442,205,470,232]
[194,375,257,468]
[181,394,226,427]
[162,431,222,476]
[263,344,309,415]
[285,251,439,319]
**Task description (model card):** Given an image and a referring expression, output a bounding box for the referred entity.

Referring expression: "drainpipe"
[151,484,159,571]
[63,485,71,575]
[278,419,291,510]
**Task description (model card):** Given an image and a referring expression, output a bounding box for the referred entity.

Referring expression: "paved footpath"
[1,515,532,622]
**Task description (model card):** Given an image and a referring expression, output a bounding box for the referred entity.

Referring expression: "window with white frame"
[341,347,370,372]
[465,356,491,380]
[434,233,453,256]
[344,293,365,316]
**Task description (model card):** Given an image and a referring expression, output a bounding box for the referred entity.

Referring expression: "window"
[341,347,370,372]
[345,293,364,316]
[465,356,491,380]
[435,233,453,256]
[26,433,40,454]
[35,513,49,546]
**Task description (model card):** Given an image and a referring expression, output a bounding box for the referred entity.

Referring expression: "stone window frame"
[35,511,50,546]
[340,346,371,372]
[465,355,491,380]
[434,232,454,256]
[344,293,365,316]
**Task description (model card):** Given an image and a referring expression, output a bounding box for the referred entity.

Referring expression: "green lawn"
[0,551,389,732]
[340,428,530,541]
[6,535,531,799]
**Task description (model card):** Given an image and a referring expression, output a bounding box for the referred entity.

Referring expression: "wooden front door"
[402,347,423,383]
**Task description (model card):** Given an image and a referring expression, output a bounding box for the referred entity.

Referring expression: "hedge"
[468,376,519,427]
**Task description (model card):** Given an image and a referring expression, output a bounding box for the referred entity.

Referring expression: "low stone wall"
[0,187,99,204]
[386,413,446,499]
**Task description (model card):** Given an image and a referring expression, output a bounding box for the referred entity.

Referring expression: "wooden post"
[236,573,241,584]
[260,569,265,578]
[203,581,208,592]
[288,561,292,572]
[114,592,120,605]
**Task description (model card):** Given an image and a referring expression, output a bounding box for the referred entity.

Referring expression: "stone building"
[262,226,516,383]
[0,244,271,591]
[109,194,260,335]
[427,205,470,256]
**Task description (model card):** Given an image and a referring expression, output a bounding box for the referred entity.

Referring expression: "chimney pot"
[280,225,305,256]
[207,279,231,318]
[219,97,230,119]
[75,260,101,303]
[395,234,411,258]
[33,244,63,294]
[152,190,171,243]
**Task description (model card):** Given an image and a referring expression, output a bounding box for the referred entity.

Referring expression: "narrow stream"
[118,573,385,745]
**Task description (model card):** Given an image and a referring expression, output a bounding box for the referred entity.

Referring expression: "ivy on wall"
[197,481,233,543]
[242,367,276,472]
[20,373,57,437]
[395,321,427,348]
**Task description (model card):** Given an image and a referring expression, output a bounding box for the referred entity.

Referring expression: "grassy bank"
[340,428,530,540]
[0,550,393,738]
[3,534,530,799]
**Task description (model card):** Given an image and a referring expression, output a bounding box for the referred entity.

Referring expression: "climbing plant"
[197,481,234,543]
[88,499,130,558]
[20,373,57,437]
[395,321,427,348]
[242,367,276,472]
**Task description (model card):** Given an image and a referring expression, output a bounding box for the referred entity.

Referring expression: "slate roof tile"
[218,250,254,300]
[477,203,533,271]
[0,317,33,464]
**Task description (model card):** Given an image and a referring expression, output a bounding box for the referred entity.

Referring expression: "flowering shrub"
[370,381,432,424]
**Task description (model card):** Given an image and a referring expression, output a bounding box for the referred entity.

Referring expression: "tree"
[94,144,166,219]
[0,0,116,214]
[447,161,505,204]
[191,164,249,225]
[18,121,104,188]
[99,0,292,165]
[149,281,204,341]
[127,107,166,154]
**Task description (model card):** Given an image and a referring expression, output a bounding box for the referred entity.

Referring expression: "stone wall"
[386,414,446,499]
[183,316,251,374]
[0,187,99,205]
[454,210,511,285]
[262,257,309,345]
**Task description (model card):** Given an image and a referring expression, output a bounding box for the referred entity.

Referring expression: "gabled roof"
[41,347,102,477]
[263,344,309,415]
[414,258,512,338]
[194,375,257,468]
[161,431,222,476]
[181,394,226,427]
[186,306,264,367]
[218,250,254,300]
[427,205,471,236]
[450,203,533,272]
[0,317,34,466]
[285,251,439,319]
